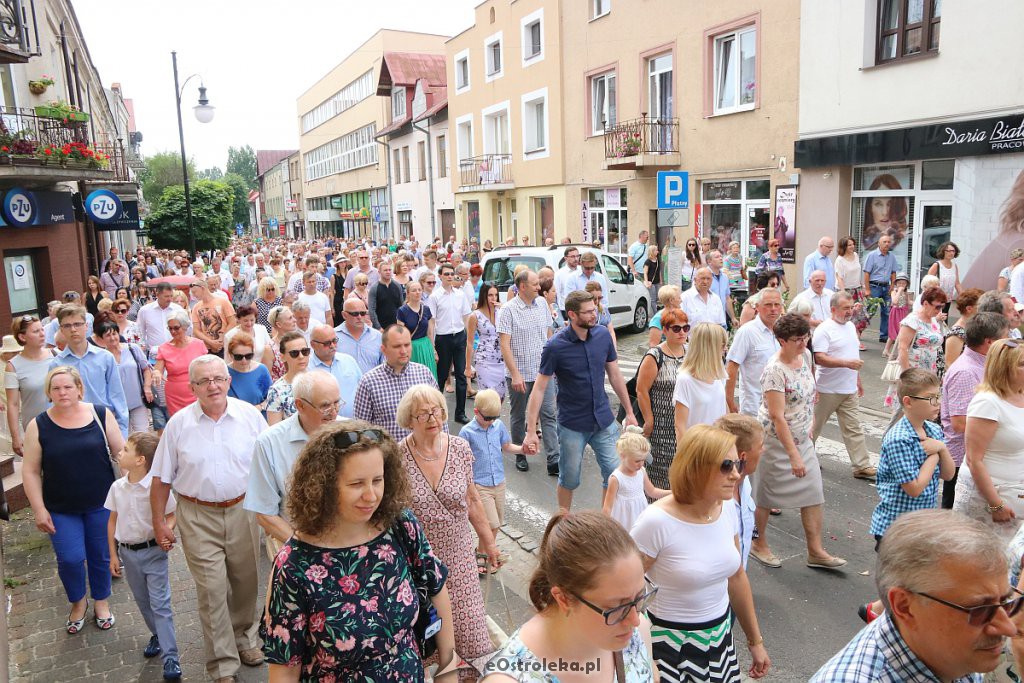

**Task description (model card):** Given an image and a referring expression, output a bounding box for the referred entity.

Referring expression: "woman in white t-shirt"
[631,425,770,683]
[673,322,729,443]
[224,305,274,370]
[953,339,1024,542]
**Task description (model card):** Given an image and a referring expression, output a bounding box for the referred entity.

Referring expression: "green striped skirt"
[649,609,740,683]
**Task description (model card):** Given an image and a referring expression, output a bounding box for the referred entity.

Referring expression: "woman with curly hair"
[261,419,458,682]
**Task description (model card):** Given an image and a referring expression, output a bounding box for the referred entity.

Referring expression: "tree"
[198,166,223,180]
[222,172,251,228]
[226,145,257,190]
[140,151,195,211]
[147,180,234,252]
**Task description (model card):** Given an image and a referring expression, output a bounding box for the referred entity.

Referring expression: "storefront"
[696,178,771,262]
[585,187,628,256]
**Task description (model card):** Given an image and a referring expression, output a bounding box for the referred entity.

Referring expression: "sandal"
[770,508,782,516]
[94,611,116,630]
[66,601,87,635]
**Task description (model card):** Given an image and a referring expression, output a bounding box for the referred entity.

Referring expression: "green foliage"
[140,151,195,211]
[222,172,251,228]
[148,180,234,252]
[198,166,223,180]
[226,145,257,190]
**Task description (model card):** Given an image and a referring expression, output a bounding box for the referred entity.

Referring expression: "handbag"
[881,359,902,383]
[89,404,120,481]
[128,344,156,409]
[617,347,663,428]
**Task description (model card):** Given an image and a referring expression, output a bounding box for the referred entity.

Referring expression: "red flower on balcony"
[43,148,52,155]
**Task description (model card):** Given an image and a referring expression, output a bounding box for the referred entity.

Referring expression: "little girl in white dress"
[603,426,670,531]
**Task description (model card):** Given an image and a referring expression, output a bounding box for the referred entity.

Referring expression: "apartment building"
[375,52,453,245]
[284,152,304,239]
[446,0,564,247]
[795,0,1024,291]
[256,149,296,237]
[297,29,448,241]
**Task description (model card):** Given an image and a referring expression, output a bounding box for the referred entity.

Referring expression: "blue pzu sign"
[657,171,689,209]
[84,189,122,223]
[2,187,37,227]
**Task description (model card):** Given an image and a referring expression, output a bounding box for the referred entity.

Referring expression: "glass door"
[913,201,952,290]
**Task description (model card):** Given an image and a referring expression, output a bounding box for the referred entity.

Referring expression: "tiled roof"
[376,52,446,96]
[256,149,297,177]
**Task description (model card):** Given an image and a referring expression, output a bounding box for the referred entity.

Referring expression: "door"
[4,251,42,317]
[914,201,953,290]
[466,201,481,246]
[602,254,632,326]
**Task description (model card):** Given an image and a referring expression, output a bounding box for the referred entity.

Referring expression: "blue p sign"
[657,171,689,209]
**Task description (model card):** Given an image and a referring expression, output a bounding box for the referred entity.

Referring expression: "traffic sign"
[657,171,689,209]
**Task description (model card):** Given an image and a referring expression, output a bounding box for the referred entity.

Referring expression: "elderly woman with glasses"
[255,277,283,334]
[153,309,207,416]
[397,385,500,679]
[630,425,770,683]
[266,331,310,426]
[484,511,657,681]
[225,332,272,410]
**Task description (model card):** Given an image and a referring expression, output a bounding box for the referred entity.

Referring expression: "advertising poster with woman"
[857,168,912,271]
[774,185,797,263]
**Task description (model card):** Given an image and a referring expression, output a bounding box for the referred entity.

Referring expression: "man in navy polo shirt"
[523,290,637,511]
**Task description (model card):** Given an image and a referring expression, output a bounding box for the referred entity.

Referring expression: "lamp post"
[171,51,215,259]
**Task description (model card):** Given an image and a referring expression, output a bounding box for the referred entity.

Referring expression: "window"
[301,70,374,133]
[485,32,503,81]
[417,141,426,181]
[877,0,941,64]
[391,87,406,121]
[454,49,470,93]
[305,123,378,180]
[586,188,628,254]
[392,148,401,184]
[713,27,756,114]
[482,102,510,155]
[700,179,770,264]
[437,134,447,177]
[401,146,410,184]
[533,197,554,245]
[602,255,628,285]
[591,72,616,135]
[521,9,544,65]
[456,116,473,161]
[592,0,610,19]
[521,88,548,157]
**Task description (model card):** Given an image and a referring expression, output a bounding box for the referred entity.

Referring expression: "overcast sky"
[73,0,473,171]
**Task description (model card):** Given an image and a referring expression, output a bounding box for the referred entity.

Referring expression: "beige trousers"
[176,497,261,679]
[812,391,871,471]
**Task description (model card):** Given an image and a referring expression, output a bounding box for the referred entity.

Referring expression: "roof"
[414,86,448,122]
[376,52,447,96]
[256,149,297,177]
[376,115,411,138]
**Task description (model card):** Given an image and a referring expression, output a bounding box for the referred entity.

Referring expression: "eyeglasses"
[571,577,659,626]
[232,352,254,361]
[312,338,338,346]
[912,587,1024,627]
[333,428,385,449]
[720,458,746,475]
[478,413,501,421]
[298,397,343,416]
[167,325,182,332]
[425,280,436,285]
[286,348,312,358]
[345,310,369,317]
[193,376,229,387]
[21,314,37,323]
[59,321,86,330]
[909,394,941,407]
[413,407,444,423]
[666,324,691,334]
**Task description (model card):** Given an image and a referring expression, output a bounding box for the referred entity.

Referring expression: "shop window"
[877,0,941,64]
[700,179,770,264]
[850,164,916,275]
[921,159,954,190]
[587,188,628,255]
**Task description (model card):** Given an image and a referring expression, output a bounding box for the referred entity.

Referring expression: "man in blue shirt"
[334,298,384,373]
[707,250,738,328]
[309,325,362,417]
[802,237,836,289]
[626,230,650,280]
[523,290,637,510]
[861,234,900,343]
[571,251,610,302]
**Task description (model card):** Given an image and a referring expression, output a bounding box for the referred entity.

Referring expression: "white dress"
[609,468,649,532]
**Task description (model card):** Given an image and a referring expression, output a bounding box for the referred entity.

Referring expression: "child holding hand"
[603,426,670,531]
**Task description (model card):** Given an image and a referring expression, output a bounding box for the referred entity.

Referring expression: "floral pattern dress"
[261,510,448,682]
[482,627,654,682]
[472,309,506,399]
[266,377,296,418]
[883,316,944,409]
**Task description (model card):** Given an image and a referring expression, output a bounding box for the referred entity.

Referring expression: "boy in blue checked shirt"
[861,368,955,623]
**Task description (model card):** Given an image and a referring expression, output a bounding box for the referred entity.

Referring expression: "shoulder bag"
[128,344,156,409]
[89,404,120,481]
[617,347,664,428]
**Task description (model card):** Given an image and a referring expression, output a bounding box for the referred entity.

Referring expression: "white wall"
[954,154,1024,288]
[799,0,1024,137]
[389,119,454,244]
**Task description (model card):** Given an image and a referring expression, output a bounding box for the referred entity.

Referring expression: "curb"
[499,525,539,556]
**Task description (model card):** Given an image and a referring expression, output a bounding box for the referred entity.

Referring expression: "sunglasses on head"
[332,429,386,450]
[666,324,690,334]
[232,352,254,361]
[286,348,311,358]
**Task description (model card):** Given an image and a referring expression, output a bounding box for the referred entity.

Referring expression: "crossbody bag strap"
[614,650,626,682]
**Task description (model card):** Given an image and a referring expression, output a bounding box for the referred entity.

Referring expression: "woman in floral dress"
[261,420,458,682]
[397,386,502,681]
[266,331,309,425]
[466,285,505,399]
[883,287,948,411]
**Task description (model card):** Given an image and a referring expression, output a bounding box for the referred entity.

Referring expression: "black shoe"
[162,657,182,680]
[878,337,888,343]
[454,413,470,424]
[547,464,559,476]
[143,634,162,658]
[516,455,529,472]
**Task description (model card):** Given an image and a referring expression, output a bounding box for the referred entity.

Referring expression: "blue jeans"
[50,507,112,603]
[558,421,620,491]
[870,282,892,341]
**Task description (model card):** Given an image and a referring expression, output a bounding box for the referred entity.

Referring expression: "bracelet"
[747,637,764,647]
[987,501,1005,513]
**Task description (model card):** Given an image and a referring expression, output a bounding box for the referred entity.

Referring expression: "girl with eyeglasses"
[225,332,271,411]
[5,315,55,457]
[484,510,657,682]
[153,309,207,417]
[266,331,310,426]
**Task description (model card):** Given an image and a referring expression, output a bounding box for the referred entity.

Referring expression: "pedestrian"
[110,298,142,345]
[572,251,610,302]
[100,260,129,299]
[103,432,181,680]
[254,277,282,334]
[738,273,781,325]
[429,263,472,423]
[225,332,272,409]
[22,366,123,634]
[96,317,153,434]
[802,237,837,290]
[790,270,834,329]
[396,280,437,379]
[368,259,403,330]
[482,510,657,681]
[631,425,771,682]
[5,314,54,456]
[635,308,688,489]
[673,322,729,440]
[150,355,267,682]
[647,285,683,347]
[465,284,505,399]
[811,510,1017,683]
[153,310,207,417]
[83,275,108,318]
[602,426,668,531]
[188,279,236,356]
[336,296,385,374]
[585,280,618,345]
[882,272,911,357]
[553,246,581,318]
[726,288,783,415]
[643,243,662,318]
[266,331,310,425]
[943,288,985,368]
[297,270,333,326]
[884,286,947,411]
[523,290,636,510]
[681,238,701,291]
[706,250,739,328]
[713,414,765,569]
[754,239,789,294]
[928,241,962,312]
[267,305,297,381]
[998,248,1024,293]
[224,304,274,370]
[290,300,315,342]
[862,234,900,346]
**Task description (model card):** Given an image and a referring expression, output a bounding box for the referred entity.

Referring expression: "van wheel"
[631,300,649,333]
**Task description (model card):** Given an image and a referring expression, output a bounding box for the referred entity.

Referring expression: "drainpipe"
[373,137,394,241]
[411,118,437,242]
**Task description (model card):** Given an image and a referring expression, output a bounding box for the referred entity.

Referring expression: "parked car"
[480,243,650,332]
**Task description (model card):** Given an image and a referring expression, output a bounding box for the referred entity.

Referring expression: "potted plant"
[28,75,54,95]
[38,141,109,169]
[34,99,90,124]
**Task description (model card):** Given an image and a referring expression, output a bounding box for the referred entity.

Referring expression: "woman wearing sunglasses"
[225,304,274,371]
[631,425,770,682]
[484,510,657,682]
[682,239,701,292]
[109,298,141,346]
[226,332,272,411]
[267,306,298,381]
[154,309,207,417]
[266,331,310,426]
[674,323,730,442]
[635,308,689,490]
[255,277,283,334]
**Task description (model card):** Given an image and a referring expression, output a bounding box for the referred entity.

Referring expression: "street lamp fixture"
[171,51,215,259]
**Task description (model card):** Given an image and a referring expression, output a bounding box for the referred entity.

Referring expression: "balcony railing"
[459,153,512,188]
[0,0,39,63]
[0,106,129,180]
[603,114,679,160]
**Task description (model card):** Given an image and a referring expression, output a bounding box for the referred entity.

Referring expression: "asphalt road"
[446,322,899,680]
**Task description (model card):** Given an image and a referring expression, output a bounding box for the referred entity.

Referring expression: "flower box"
[34,105,89,123]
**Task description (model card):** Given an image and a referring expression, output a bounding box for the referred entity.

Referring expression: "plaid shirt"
[811,611,982,682]
[496,296,550,381]
[941,348,986,466]
[352,361,441,441]
[870,417,944,537]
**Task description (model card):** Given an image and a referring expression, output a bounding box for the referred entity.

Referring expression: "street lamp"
[171,51,215,259]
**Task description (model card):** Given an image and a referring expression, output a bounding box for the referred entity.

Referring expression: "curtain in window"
[716,36,736,110]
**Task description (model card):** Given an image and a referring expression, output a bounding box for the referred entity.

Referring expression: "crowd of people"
[4,209,1024,683]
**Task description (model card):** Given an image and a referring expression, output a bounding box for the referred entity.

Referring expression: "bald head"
[817,237,835,255]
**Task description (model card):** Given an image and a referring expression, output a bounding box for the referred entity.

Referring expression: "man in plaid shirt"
[812,510,1016,683]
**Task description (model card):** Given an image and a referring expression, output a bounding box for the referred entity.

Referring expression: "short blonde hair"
[616,425,651,457]
[474,389,501,415]
[45,365,84,400]
[788,297,812,316]
[713,414,764,455]
[680,323,727,382]
[978,339,1024,400]
[96,298,113,313]
[396,385,448,430]
[658,285,681,307]
[669,424,737,504]
[919,274,940,291]
[257,277,277,298]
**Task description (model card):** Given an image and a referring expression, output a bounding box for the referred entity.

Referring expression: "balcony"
[602,114,681,171]
[0,0,39,64]
[458,153,513,192]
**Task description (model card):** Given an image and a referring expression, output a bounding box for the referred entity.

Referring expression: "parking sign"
[657,171,689,209]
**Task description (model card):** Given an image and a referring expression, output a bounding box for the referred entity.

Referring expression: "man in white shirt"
[297,271,333,326]
[290,301,314,343]
[135,283,184,351]
[1011,259,1024,305]
[680,268,727,328]
[811,292,875,481]
[791,270,835,328]
[726,288,783,415]
[554,246,581,318]
[572,251,609,302]
[429,263,472,422]
[150,355,267,680]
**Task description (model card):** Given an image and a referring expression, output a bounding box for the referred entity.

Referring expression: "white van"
[480,244,650,332]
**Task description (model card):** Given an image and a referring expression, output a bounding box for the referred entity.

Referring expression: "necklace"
[409,436,442,462]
